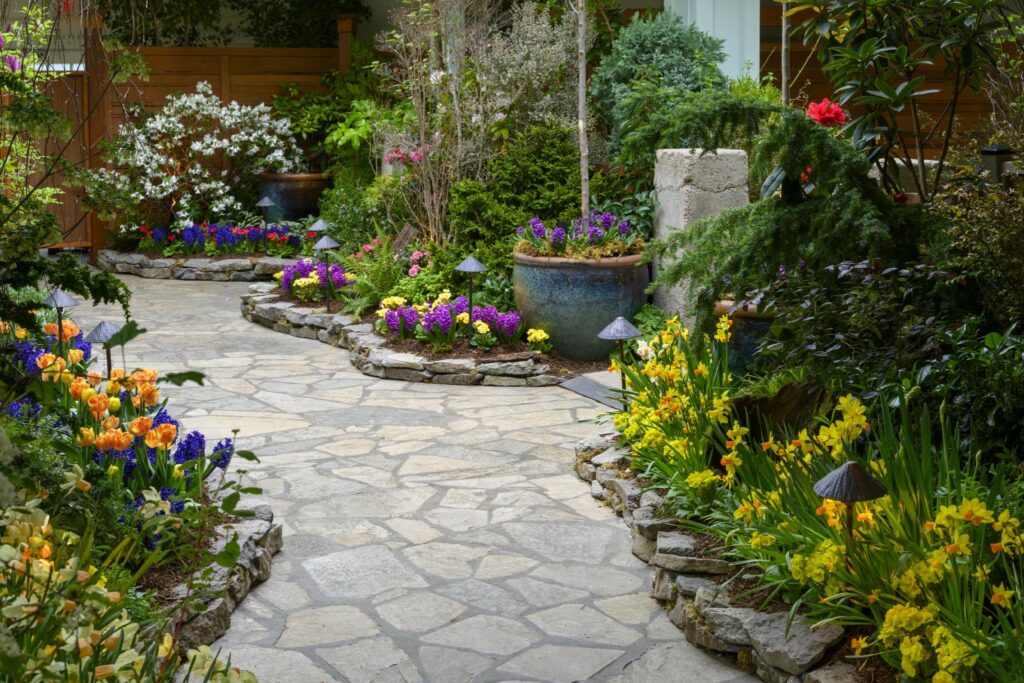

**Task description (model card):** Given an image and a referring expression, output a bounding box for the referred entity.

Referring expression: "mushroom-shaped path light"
[313,235,341,313]
[813,461,887,560]
[455,256,488,325]
[42,289,79,359]
[84,321,123,379]
[598,316,641,394]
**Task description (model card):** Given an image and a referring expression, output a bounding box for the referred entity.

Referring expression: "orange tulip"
[87,370,103,386]
[101,415,119,431]
[133,383,160,408]
[87,393,109,420]
[145,423,176,450]
[128,417,153,436]
[76,428,96,447]
[69,377,89,401]
[68,348,84,364]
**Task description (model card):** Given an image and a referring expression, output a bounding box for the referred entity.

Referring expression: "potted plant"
[258,170,331,222]
[512,214,648,361]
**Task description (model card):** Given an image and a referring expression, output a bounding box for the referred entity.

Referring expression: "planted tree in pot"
[512,214,647,361]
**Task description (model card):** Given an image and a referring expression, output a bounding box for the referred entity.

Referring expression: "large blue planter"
[513,252,649,362]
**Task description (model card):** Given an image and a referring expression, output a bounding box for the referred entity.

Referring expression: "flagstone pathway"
[78,276,755,683]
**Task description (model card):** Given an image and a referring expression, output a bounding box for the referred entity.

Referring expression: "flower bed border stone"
[239,284,563,386]
[98,250,296,282]
[574,436,860,683]
[176,504,284,650]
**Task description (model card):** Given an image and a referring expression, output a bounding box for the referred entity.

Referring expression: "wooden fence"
[46,14,355,257]
[759,2,994,141]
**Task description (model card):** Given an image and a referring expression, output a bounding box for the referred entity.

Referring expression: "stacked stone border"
[177,504,284,649]
[574,435,861,683]
[99,250,296,282]
[240,284,563,387]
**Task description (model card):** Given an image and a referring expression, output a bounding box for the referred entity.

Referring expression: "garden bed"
[240,284,588,386]
[99,249,297,282]
[574,435,871,683]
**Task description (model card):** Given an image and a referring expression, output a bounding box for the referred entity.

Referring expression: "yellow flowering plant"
[615,315,734,515]
[613,314,1024,681]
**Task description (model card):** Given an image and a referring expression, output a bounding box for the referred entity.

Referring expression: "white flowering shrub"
[83,82,303,231]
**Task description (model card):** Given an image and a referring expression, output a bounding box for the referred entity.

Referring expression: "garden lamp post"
[313,235,341,313]
[308,219,328,233]
[43,289,79,359]
[598,316,641,394]
[981,144,1016,186]
[813,461,887,564]
[256,196,276,225]
[84,320,122,379]
[455,256,487,325]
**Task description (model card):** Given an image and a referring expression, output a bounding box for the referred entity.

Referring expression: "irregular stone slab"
[403,542,488,579]
[506,577,590,607]
[316,636,419,682]
[478,359,535,376]
[275,605,380,647]
[575,433,618,460]
[594,593,659,625]
[606,478,643,508]
[498,644,624,683]
[702,606,758,646]
[744,611,846,675]
[591,447,629,466]
[675,600,742,654]
[374,591,467,633]
[421,615,540,656]
[526,374,563,387]
[527,603,643,647]
[674,575,716,598]
[475,554,539,580]
[369,348,426,370]
[803,660,861,683]
[607,642,751,683]
[425,358,476,374]
[302,545,429,599]
[418,646,496,683]
[632,533,656,563]
[205,258,253,272]
[651,568,677,601]
[529,563,645,597]
[254,301,295,323]
[223,647,337,683]
[694,586,731,611]
[591,480,609,501]
[650,531,731,574]
[631,507,677,540]
[502,522,615,564]
[385,367,432,382]
[482,375,527,387]
[576,460,597,482]
[432,372,482,385]
[640,490,664,508]
[254,257,295,276]
[752,648,800,683]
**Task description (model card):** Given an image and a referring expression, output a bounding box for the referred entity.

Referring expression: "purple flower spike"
[619,220,632,235]
[4,54,22,72]
[516,226,526,236]
[385,309,401,335]
[453,296,469,316]
[587,226,603,243]
[529,217,546,239]
[551,226,566,244]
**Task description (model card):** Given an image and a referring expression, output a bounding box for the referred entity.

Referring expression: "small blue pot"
[513,252,649,362]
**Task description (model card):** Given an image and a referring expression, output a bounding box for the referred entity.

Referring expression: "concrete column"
[652,148,749,317]
[665,0,761,81]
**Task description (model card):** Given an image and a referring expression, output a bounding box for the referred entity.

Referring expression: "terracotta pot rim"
[512,252,647,268]
[258,172,330,181]
[713,299,775,321]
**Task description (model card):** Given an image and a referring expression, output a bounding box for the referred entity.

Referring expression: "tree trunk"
[781,2,790,104]
[577,0,589,220]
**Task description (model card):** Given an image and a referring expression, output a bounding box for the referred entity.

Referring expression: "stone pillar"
[652,149,749,318]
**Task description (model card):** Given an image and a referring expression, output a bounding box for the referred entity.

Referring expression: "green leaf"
[234,450,260,463]
[220,492,241,514]
[104,320,146,349]
[215,534,240,568]
[158,371,206,387]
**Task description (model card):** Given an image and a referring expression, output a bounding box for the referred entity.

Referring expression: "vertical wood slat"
[72,14,354,261]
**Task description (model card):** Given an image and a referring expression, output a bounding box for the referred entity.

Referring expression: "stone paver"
[77,276,752,682]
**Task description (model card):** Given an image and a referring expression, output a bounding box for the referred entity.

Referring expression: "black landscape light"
[84,320,122,379]
[42,289,79,359]
[313,235,341,313]
[455,256,488,325]
[814,461,887,561]
[598,316,641,394]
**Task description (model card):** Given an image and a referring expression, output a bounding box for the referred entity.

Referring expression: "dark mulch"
[138,507,238,606]
[828,630,900,683]
[385,336,608,379]
[723,570,789,613]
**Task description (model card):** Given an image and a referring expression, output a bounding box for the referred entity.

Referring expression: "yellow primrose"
[473,320,490,335]
[992,583,1014,608]
[456,312,470,325]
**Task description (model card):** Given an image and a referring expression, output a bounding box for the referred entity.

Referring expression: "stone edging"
[176,504,284,649]
[574,435,860,683]
[240,284,563,387]
[98,249,296,282]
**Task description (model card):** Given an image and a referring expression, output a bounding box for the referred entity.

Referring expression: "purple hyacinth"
[384,309,401,335]
[4,54,22,72]
[619,220,632,235]
[599,212,615,231]
[472,305,498,327]
[495,311,522,338]
[587,226,603,243]
[401,307,420,330]
[434,305,453,333]
[529,217,546,239]
[551,226,566,244]
[516,226,526,236]
[452,296,469,316]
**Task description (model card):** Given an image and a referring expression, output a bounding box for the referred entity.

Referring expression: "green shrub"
[319,173,372,250]
[589,11,725,153]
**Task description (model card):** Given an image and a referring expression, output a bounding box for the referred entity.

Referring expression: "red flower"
[806,98,847,127]
[167,234,176,242]
[305,231,316,239]
[800,166,813,184]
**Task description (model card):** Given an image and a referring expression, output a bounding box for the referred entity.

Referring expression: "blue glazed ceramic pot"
[257,173,330,221]
[513,252,649,361]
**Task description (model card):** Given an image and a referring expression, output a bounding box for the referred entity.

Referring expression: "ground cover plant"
[136,222,311,259]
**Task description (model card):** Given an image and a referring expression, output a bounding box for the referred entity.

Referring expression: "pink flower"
[361,243,373,253]
[806,98,846,127]
[411,250,424,263]
[408,150,423,164]
[353,252,363,261]
[408,265,420,277]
